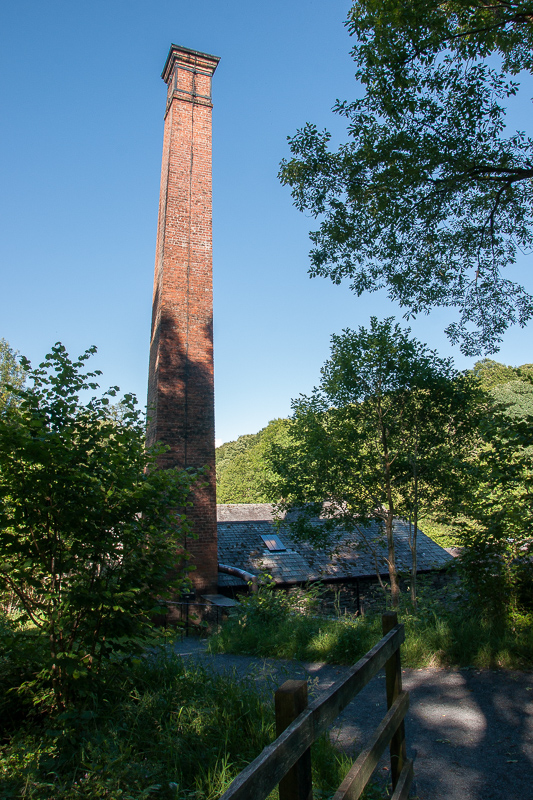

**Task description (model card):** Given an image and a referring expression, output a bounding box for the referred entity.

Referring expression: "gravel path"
[174,638,533,800]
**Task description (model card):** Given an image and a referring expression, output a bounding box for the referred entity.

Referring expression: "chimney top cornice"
[162,44,220,84]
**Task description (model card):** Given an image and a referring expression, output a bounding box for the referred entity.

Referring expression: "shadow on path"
[174,639,533,800]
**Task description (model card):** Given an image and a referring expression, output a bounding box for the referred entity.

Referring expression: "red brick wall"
[147,45,220,595]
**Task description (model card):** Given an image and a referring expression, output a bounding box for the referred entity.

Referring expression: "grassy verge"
[209,585,533,670]
[0,635,385,800]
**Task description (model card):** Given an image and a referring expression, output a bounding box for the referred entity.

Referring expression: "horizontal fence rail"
[218,620,407,800]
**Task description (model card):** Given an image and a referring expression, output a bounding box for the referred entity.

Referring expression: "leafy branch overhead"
[279,1,533,355]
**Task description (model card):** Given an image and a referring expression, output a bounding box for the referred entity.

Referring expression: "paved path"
[174,639,533,800]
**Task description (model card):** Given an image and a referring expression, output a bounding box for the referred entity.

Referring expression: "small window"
[261,533,286,552]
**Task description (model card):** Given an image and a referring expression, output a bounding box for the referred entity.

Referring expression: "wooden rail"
[218,612,413,800]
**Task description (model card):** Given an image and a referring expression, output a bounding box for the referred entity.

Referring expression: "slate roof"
[217,503,453,588]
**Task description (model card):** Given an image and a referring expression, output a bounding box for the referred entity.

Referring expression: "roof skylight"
[261,533,286,552]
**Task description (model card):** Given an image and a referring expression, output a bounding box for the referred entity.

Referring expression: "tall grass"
[0,641,385,799]
[1,651,271,799]
[209,585,533,670]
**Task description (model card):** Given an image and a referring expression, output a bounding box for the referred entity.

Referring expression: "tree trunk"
[411,520,418,609]
[386,511,400,608]
[411,461,418,609]
[379,398,400,609]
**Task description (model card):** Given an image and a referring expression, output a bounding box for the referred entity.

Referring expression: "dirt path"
[174,638,533,800]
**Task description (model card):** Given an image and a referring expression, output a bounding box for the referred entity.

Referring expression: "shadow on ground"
[174,638,533,800]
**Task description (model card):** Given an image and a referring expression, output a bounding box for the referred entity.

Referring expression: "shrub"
[210,585,381,664]
[211,581,533,670]
[0,344,198,710]
[0,647,382,799]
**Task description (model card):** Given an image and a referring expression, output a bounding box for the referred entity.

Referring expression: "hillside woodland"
[217,358,533,504]
[216,417,291,503]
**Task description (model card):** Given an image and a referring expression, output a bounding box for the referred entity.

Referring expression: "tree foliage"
[216,419,291,503]
[0,344,197,709]
[472,357,533,389]
[459,401,533,611]
[268,318,483,607]
[0,338,24,414]
[444,356,533,611]
[491,378,533,419]
[279,1,533,355]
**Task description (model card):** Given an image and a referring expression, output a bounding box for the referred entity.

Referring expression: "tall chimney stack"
[147,44,220,595]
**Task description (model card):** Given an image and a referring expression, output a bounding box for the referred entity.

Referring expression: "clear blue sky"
[1,0,531,444]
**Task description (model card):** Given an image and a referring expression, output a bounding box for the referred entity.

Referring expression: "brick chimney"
[147,44,220,595]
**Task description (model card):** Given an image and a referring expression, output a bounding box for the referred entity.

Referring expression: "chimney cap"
[162,44,220,83]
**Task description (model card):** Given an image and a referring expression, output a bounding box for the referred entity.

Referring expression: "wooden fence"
[218,611,414,800]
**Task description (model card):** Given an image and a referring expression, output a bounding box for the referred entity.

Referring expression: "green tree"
[452,356,533,610]
[0,344,197,709]
[491,379,533,419]
[0,339,24,413]
[269,318,481,607]
[471,358,533,390]
[459,403,533,612]
[216,418,291,503]
[216,433,261,503]
[279,1,533,355]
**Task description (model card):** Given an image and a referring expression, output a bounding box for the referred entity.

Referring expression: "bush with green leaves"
[0,343,198,709]
[210,584,381,665]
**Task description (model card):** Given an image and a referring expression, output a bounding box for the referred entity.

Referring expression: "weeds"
[0,649,271,798]
[209,582,533,670]
[0,637,386,799]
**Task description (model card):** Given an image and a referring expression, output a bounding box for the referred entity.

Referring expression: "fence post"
[382,611,407,791]
[275,680,313,800]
